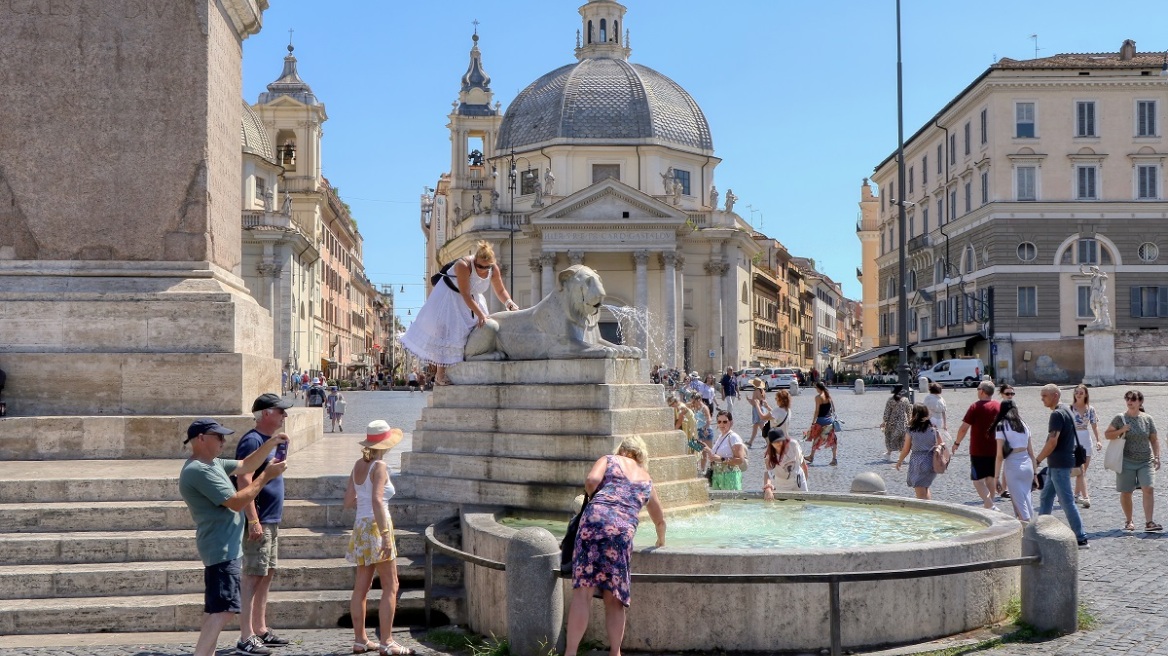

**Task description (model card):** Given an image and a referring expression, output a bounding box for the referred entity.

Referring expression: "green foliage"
[422,628,484,653]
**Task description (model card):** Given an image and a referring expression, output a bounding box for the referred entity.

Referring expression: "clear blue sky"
[242,1,1167,327]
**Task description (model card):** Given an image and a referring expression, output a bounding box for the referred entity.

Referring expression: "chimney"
[1120,39,1136,61]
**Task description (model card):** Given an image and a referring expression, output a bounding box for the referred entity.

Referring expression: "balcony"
[907,234,931,253]
[242,210,291,229]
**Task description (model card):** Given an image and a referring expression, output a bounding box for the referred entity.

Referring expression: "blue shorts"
[204,557,241,614]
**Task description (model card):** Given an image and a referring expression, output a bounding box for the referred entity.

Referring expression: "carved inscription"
[544,231,674,243]
[0,0,171,18]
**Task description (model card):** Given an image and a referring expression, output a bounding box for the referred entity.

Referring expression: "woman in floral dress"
[882,384,911,460]
[565,437,666,656]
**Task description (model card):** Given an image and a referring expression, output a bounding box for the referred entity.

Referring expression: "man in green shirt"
[179,418,288,656]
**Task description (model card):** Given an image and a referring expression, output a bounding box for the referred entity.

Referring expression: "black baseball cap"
[185,418,234,443]
[252,393,294,412]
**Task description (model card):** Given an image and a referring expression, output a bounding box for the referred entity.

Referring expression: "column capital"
[256,262,282,278]
[539,252,557,266]
[632,249,650,266]
[673,253,686,268]
[659,251,679,268]
[567,250,585,265]
[528,257,543,272]
[704,260,729,276]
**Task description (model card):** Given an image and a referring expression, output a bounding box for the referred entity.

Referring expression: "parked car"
[758,367,796,390]
[922,358,984,388]
[736,368,763,390]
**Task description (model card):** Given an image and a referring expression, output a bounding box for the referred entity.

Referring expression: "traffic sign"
[821,346,830,354]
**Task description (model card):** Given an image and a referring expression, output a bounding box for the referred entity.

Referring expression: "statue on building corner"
[543,168,555,196]
[659,167,675,195]
[282,190,293,216]
[472,190,483,215]
[724,189,738,213]
[263,188,274,213]
[490,189,500,213]
[671,178,682,205]
[1080,264,1111,328]
[532,177,544,207]
[709,185,718,210]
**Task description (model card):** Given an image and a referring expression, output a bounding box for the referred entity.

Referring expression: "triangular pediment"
[531,177,689,225]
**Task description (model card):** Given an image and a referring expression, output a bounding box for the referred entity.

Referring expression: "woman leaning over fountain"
[565,436,666,656]
[763,427,808,497]
[703,410,748,490]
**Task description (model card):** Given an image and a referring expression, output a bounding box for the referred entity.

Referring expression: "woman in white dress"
[401,241,518,385]
[762,427,808,497]
[992,400,1036,522]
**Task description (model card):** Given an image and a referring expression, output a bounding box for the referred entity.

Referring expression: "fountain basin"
[461,492,1021,652]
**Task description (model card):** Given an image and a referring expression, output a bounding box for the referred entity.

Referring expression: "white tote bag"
[1103,437,1126,473]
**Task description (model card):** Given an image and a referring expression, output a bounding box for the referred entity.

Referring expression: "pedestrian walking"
[923,382,948,436]
[1104,390,1162,533]
[1069,384,1102,508]
[1036,384,1089,548]
[895,403,940,500]
[881,384,911,460]
[746,379,769,447]
[992,399,1036,522]
[326,386,346,433]
[953,381,1001,510]
[805,382,837,466]
[720,367,738,406]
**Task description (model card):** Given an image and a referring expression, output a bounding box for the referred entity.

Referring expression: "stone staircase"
[0,449,464,635]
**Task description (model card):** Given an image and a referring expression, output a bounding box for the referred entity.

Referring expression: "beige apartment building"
[862,40,1168,384]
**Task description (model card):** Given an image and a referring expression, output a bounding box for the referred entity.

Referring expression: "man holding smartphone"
[233,393,294,655]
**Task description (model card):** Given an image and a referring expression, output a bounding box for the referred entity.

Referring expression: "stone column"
[567,250,585,266]
[540,253,557,299]
[706,260,730,370]
[661,252,678,367]
[528,258,543,305]
[633,250,650,350]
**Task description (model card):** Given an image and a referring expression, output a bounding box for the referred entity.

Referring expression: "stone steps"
[411,429,689,459]
[402,452,699,488]
[408,473,707,512]
[0,587,465,635]
[419,406,673,435]
[0,555,463,600]
[426,384,665,410]
[447,359,645,386]
[0,498,455,532]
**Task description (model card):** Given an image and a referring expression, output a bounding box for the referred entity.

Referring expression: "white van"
[924,358,984,388]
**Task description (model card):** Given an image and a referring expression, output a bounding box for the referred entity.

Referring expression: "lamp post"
[895,0,911,390]
[492,148,534,292]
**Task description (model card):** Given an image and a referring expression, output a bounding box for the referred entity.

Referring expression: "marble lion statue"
[464,265,642,361]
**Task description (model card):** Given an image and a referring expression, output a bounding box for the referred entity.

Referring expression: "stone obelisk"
[0,1,282,451]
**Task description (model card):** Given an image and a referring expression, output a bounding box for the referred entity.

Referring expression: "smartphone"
[687,439,705,452]
[273,440,288,462]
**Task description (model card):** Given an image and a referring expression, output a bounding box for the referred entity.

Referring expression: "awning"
[842,345,900,364]
[912,333,981,353]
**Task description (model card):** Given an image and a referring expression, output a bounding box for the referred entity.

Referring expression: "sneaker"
[236,636,272,655]
[1082,498,1091,509]
[259,630,290,647]
[1077,539,1090,549]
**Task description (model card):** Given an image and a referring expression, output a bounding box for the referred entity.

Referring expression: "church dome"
[497,58,713,155]
[241,100,275,161]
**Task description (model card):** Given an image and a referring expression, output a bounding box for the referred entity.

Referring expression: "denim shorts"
[204,557,241,614]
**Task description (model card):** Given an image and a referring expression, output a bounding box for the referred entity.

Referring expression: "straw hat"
[750,377,764,389]
[360,420,404,450]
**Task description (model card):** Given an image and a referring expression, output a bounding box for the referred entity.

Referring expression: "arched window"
[963,245,976,273]
[587,20,593,44]
[599,19,607,43]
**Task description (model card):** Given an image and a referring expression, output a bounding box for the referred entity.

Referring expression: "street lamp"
[491,148,534,292]
[894,0,911,390]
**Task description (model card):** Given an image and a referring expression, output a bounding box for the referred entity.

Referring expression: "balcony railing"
[242,210,291,229]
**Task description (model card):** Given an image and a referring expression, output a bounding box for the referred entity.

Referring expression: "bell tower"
[445,27,502,234]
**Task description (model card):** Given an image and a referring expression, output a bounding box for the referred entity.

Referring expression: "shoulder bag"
[998,427,1013,458]
[713,432,748,473]
[560,490,593,571]
[932,430,952,474]
[1103,417,1128,474]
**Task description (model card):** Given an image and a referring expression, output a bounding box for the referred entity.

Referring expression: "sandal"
[434,378,452,386]
[380,641,416,655]
[1147,521,1164,532]
[354,640,379,654]
[1124,521,1136,531]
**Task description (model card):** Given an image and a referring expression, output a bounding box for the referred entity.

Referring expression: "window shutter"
[1131,286,1142,318]
[1160,287,1168,318]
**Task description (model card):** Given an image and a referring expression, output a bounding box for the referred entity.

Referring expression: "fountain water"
[602,304,675,366]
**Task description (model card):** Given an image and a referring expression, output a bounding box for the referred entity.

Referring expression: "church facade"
[421,0,760,372]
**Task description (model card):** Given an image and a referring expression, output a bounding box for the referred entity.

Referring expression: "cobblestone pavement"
[3,383,1165,655]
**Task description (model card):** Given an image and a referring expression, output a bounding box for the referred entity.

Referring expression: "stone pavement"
[1,384,1165,655]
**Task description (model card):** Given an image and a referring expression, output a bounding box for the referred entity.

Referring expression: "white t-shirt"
[923,393,947,427]
[712,430,743,459]
[765,440,808,491]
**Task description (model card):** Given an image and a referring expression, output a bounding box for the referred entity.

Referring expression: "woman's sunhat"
[750,377,764,389]
[360,420,404,450]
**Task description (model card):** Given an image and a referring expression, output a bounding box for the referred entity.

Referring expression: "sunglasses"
[1003,392,1015,397]
[716,419,730,424]
[474,262,491,271]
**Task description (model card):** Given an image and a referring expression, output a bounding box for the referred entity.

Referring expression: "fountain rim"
[471,491,1021,557]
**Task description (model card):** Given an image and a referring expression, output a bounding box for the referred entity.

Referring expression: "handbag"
[560,490,593,570]
[932,441,952,474]
[1103,436,1126,473]
[334,399,346,414]
[1034,466,1048,491]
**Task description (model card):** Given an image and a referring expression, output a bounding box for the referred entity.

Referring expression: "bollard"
[854,378,865,395]
[918,376,928,394]
[790,381,800,396]
[506,527,563,656]
[850,471,886,495]
[1021,516,1078,634]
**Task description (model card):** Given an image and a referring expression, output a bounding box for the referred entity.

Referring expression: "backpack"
[307,387,326,407]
